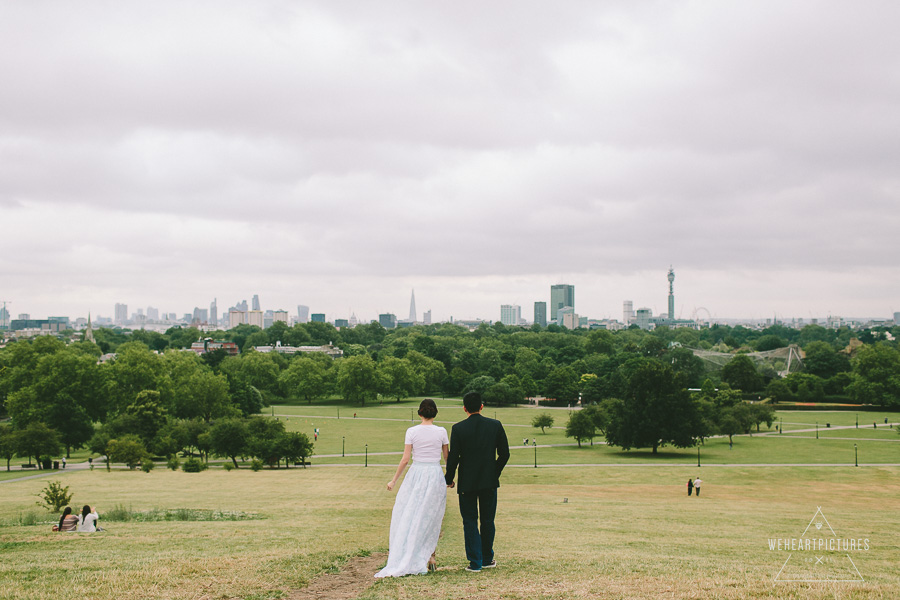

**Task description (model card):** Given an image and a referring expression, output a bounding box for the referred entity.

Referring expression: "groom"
[445,391,510,572]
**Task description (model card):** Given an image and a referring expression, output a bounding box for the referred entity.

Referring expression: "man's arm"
[445,426,460,486]
[495,422,510,478]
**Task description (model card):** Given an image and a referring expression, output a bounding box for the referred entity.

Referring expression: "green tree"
[543,366,579,405]
[279,357,329,404]
[377,357,424,402]
[721,355,764,392]
[337,355,379,405]
[16,422,62,468]
[565,410,596,447]
[124,390,169,444]
[177,371,236,422]
[208,418,249,468]
[278,431,314,468]
[405,351,446,394]
[765,378,794,404]
[532,413,554,433]
[102,342,173,415]
[0,424,18,471]
[462,375,496,397]
[802,341,850,379]
[604,359,702,453]
[107,435,149,470]
[847,343,900,407]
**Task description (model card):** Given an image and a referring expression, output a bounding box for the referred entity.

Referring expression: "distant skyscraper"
[0,303,9,328]
[311,313,326,323]
[252,294,260,311]
[238,299,248,312]
[228,310,247,329]
[423,310,432,325]
[248,310,264,328]
[147,306,159,321]
[550,284,574,321]
[379,313,398,329]
[534,302,547,327]
[667,267,675,321]
[500,304,521,326]
[273,310,288,325]
[635,308,653,330]
[409,289,417,323]
[297,305,309,323]
[895,312,900,326]
[114,303,128,325]
[209,299,217,327]
[623,300,634,326]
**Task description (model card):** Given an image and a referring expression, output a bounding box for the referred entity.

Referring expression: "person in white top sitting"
[77,505,100,532]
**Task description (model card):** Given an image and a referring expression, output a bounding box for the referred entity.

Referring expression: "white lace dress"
[375,424,449,578]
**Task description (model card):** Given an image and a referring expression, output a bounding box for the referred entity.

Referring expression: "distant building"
[311,313,326,323]
[550,284,574,322]
[408,289,417,323]
[334,318,349,328]
[557,306,578,329]
[379,313,398,329]
[252,294,261,311]
[247,310,264,328]
[273,310,289,325]
[667,267,675,322]
[423,310,432,325]
[228,310,247,329]
[635,308,653,330]
[209,299,217,327]
[263,310,274,329]
[534,302,547,327]
[297,305,310,323]
[254,341,343,359]
[349,313,359,327]
[189,339,240,356]
[894,312,900,326]
[10,318,68,334]
[115,303,128,325]
[147,306,160,321]
[623,300,634,326]
[500,304,521,326]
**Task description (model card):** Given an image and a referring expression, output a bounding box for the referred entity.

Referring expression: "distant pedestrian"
[729,440,733,450]
[62,457,67,469]
[693,477,702,497]
[687,478,693,496]
[88,457,93,470]
[523,438,527,445]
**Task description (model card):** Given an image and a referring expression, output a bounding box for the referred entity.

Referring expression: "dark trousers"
[458,487,497,569]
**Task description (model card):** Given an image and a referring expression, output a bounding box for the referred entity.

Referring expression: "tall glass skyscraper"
[550,284,574,321]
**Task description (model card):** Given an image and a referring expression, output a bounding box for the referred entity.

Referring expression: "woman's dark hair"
[82,505,92,519]
[58,506,72,530]
[417,399,438,420]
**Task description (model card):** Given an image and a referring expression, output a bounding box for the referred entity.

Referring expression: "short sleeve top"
[404,424,449,462]
[78,512,98,532]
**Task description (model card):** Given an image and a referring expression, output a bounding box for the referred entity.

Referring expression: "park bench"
[20,463,37,469]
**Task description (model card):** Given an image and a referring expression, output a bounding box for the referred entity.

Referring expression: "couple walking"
[375,392,510,577]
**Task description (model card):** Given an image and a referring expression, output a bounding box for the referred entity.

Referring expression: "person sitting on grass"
[58,507,78,532]
[77,505,100,532]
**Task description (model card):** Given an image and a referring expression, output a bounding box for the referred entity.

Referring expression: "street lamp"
[697,446,701,468]
[533,440,537,468]
[342,436,345,457]
[780,417,783,434]
[856,414,858,429]
[365,444,368,468]
[816,421,819,439]
[855,444,858,467]
[337,407,340,420]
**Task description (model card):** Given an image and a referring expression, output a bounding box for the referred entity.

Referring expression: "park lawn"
[774,411,897,431]
[794,428,900,440]
[1,465,898,599]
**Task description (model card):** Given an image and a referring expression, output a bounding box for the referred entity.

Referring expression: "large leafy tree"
[847,343,900,407]
[336,355,379,405]
[102,342,173,415]
[803,341,851,379]
[377,357,423,402]
[721,354,764,392]
[209,418,249,468]
[604,358,703,453]
[279,356,329,404]
[16,422,62,467]
[565,410,596,447]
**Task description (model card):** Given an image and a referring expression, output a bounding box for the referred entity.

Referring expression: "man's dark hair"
[463,392,483,414]
[417,398,438,419]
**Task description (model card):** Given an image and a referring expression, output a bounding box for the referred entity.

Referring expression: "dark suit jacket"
[444,413,510,493]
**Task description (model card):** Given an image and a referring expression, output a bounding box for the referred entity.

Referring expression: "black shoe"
[482,560,497,568]
[465,564,482,572]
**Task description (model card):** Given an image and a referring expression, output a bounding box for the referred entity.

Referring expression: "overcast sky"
[2,1,899,325]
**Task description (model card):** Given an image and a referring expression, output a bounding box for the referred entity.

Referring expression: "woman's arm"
[442,443,449,462]
[386,444,412,491]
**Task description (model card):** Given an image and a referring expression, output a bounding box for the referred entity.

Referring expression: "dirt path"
[286,553,387,600]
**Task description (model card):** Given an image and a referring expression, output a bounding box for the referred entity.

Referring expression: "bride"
[375,398,449,577]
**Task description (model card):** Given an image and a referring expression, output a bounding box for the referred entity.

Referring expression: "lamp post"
[856,414,858,429]
[365,444,368,468]
[533,440,537,468]
[337,407,340,420]
[816,421,819,439]
[342,436,345,458]
[854,444,858,467]
[779,417,782,434]
[411,409,413,423]
[697,446,701,468]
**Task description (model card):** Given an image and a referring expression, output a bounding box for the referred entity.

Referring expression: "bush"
[166,456,180,471]
[182,457,207,473]
[105,504,133,522]
[141,459,155,473]
[250,459,263,471]
[222,462,234,472]
[36,481,73,513]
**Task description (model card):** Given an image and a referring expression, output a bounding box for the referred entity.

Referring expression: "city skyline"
[2,2,899,324]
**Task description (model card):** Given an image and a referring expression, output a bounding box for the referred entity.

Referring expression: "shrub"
[141,459,155,473]
[105,504,133,522]
[166,456,180,471]
[250,459,263,472]
[182,457,207,473]
[222,462,234,472]
[36,481,73,513]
